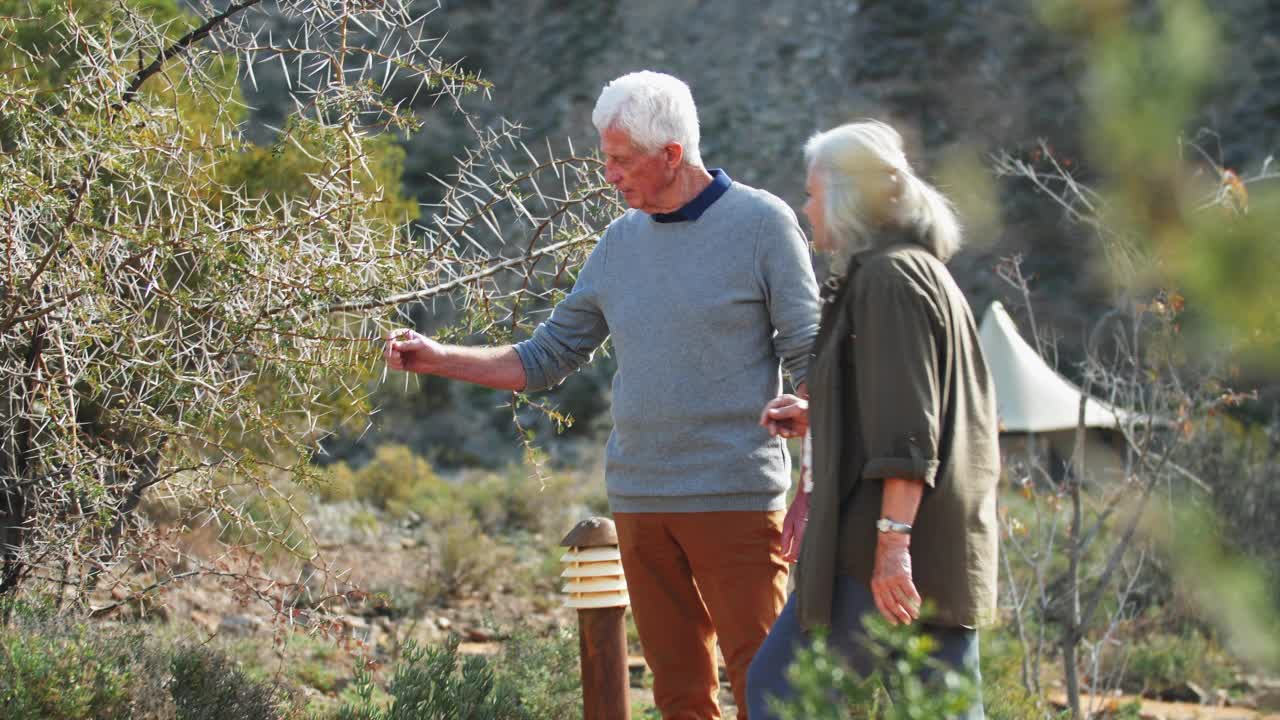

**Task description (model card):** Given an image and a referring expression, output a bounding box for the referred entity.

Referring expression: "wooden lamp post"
[561,517,631,720]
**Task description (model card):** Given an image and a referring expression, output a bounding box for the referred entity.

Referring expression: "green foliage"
[319,444,447,518]
[1115,700,1144,720]
[769,617,977,720]
[1144,504,1280,671]
[0,601,292,720]
[320,443,592,537]
[170,644,293,720]
[458,519,515,587]
[0,620,139,720]
[335,636,529,720]
[1033,0,1280,363]
[490,625,583,720]
[1102,630,1234,696]
[454,465,586,537]
[1,0,611,611]
[978,632,1059,720]
[219,481,317,558]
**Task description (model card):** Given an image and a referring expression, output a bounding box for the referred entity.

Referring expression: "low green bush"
[0,620,140,720]
[318,444,602,539]
[170,644,294,720]
[455,466,583,537]
[769,617,979,720]
[491,624,583,720]
[1103,630,1236,697]
[319,444,449,517]
[978,631,1061,720]
[334,636,528,720]
[427,516,514,599]
[0,600,296,720]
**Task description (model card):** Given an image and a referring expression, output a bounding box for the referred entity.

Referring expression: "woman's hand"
[780,487,809,562]
[759,394,809,439]
[871,534,922,625]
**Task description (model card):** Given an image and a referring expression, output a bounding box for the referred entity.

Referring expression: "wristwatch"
[876,518,913,535]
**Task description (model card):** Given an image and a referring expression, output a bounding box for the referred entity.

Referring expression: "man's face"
[600,126,678,214]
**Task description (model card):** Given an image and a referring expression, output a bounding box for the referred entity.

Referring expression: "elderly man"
[385,71,819,719]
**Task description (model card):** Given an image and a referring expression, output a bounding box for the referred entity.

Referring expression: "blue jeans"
[745,575,984,720]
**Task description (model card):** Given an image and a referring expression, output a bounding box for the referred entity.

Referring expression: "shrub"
[768,617,978,720]
[491,624,583,720]
[0,600,302,720]
[1102,630,1236,697]
[169,644,293,720]
[320,445,448,518]
[424,516,514,600]
[219,484,317,560]
[0,613,141,720]
[979,631,1060,720]
[456,466,583,537]
[334,636,529,720]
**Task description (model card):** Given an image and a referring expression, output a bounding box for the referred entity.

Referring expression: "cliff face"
[241,0,1278,309]
[400,0,1278,316]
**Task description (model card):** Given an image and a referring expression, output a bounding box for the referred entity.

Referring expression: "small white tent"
[978,301,1131,483]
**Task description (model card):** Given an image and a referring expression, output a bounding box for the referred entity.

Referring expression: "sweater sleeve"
[754,199,820,387]
[512,236,610,392]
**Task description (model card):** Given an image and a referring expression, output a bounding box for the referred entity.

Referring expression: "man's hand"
[780,487,809,562]
[384,329,445,375]
[870,534,922,625]
[759,394,809,439]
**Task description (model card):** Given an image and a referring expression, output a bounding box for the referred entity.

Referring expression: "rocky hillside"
[237,0,1280,462]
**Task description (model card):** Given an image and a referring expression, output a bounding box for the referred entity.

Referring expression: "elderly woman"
[745,121,999,720]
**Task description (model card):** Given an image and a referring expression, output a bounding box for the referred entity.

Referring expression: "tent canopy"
[978,301,1132,434]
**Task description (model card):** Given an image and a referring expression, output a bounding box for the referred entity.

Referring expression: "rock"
[437,616,452,630]
[1255,689,1280,712]
[219,614,263,635]
[457,641,501,656]
[1161,681,1208,704]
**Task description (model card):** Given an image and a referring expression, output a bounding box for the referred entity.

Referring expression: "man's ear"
[664,142,684,168]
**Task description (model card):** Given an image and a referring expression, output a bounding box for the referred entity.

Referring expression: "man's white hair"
[804,120,961,266]
[592,71,703,167]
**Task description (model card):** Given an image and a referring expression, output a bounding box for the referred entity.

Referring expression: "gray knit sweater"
[514,181,820,513]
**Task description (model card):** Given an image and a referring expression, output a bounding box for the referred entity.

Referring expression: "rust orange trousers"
[614,510,789,720]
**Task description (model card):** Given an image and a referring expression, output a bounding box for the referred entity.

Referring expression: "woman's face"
[803,170,832,254]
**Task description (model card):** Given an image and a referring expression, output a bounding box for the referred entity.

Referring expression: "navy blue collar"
[651,168,732,223]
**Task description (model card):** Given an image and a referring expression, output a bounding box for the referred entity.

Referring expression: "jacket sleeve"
[512,238,610,392]
[852,261,943,487]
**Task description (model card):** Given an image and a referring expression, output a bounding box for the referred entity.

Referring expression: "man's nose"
[605,167,623,185]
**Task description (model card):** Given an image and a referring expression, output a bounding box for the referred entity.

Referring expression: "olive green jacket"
[796,242,1001,630]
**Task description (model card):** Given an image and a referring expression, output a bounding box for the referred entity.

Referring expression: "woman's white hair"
[592,71,703,168]
[804,120,961,265]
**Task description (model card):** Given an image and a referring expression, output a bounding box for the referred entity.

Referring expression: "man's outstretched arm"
[384,330,527,391]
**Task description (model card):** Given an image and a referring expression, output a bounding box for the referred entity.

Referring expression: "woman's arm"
[871,477,924,625]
